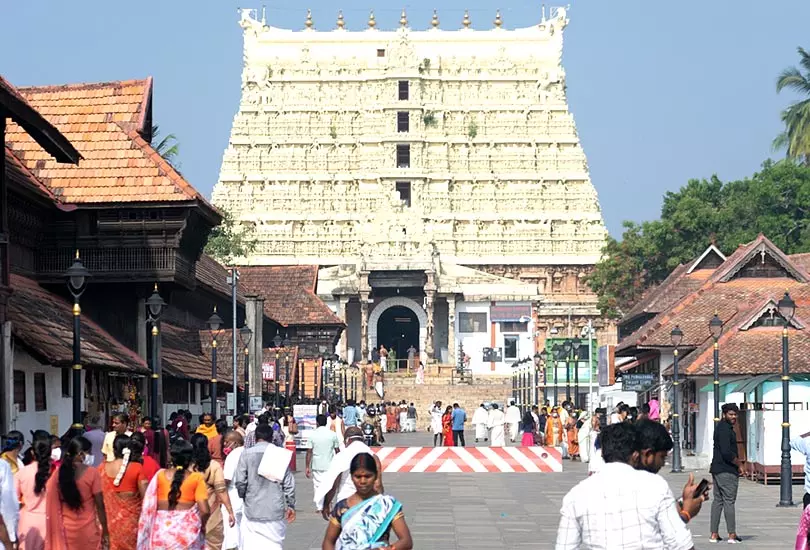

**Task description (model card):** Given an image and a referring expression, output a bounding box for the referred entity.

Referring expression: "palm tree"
[151,124,180,167]
[774,47,810,165]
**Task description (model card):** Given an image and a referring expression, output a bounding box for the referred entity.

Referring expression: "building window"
[377,49,386,57]
[34,373,47,411]
[459,312,488,333]
[504,335,519,360]
[500,321,529,333]
[13,370,26,412]
[61,368,71,397]
[396,181,411,207]
[164,378,190,404]
[398,80,409,100]
[396,144,410,168]
[397,111,409,133]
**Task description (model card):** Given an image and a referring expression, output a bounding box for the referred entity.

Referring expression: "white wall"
[455,301,534,375]
[10,350,77,438]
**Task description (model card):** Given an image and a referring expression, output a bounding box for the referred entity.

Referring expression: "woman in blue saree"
[322,453,412,550]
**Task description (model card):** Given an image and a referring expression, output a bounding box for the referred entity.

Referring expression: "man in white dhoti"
[429,401,444,447]
[317,427,385,519]
[222,430,244,550]
[505,400,521,443]
[472,403,489,442]
[488,403,506,447]
[235,424,296,549]
[306,414,341,512]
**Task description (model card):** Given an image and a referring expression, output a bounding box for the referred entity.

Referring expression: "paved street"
[285,430,805,549]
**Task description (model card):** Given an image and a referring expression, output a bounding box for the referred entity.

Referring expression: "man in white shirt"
[101,413,133,462]
[487,404,506,447]
[505,400,521,443]
[555,420,705,550]
[306,414,341,511]
[472,403,489,442]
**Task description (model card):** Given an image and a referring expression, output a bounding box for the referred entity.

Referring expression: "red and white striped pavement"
[370,446,563,473]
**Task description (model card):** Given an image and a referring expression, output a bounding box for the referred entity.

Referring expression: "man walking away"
[430,402,443,447]
[234,424,296,549]
[790,430,810,508]
[306,414,341,512]
[343,399,358,428]
[407,403,418,432]
[710,403,742,544]
[555,421,704,550]
[472,404,489,442]
[505,400,521,443]
[488,404,506,447]
[452,403,467,447]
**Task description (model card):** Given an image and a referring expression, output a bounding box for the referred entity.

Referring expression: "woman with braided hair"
[99,435,145,550]
[16,440,51,549]
[136,440,209,549]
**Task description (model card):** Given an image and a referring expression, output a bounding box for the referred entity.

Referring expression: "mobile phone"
[693,478,709,498]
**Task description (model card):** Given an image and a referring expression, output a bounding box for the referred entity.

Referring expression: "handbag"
[288,419,298,435]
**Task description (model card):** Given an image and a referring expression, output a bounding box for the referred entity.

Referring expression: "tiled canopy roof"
[239,265,343,326]
[4,78,216,214]
[161,322,248,385]
[8,274,148,373]
[196,254,248,304]
[620,235,810,376]
[5,147,56,201]
[622,263,714,323]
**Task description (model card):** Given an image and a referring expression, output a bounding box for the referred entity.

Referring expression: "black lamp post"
[709,313,723,422]
[207,307,224,417]
[239,324,252,415]
[534,351,543,407]
[511,362,517,403]
[670,325,684,473]
[273,334,282,410]
[778,291,796,507]
[66,252,90,427]
[146,284,166,420]
[562,340,573,402]
[552,343,562,405]
[283,336,291,404]
[572,338,581,408]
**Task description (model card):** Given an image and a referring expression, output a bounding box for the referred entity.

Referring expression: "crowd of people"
[0,403,414,550]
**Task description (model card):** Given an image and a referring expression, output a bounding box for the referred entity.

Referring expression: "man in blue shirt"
[342,400,357,427]
[790,430,810,508]
[452,403,467,447]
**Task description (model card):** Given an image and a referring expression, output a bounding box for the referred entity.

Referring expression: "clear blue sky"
[4,0,809,236]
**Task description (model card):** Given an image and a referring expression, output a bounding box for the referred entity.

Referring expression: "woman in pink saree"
[137,440,210,550]
[797,505,810,550]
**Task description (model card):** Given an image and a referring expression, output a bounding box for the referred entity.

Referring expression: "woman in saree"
[190,434,235,550]
[322,452,412,550]
[137,440,210,550]
[385,404,398,434]
[544,407,565,447]
[99,435,146,550]
[45,436,109,550]
[17,440,51,550]
[441,406,454,447]
[565,412,580,460]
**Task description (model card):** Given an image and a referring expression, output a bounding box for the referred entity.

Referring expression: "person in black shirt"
[709,403,742,544]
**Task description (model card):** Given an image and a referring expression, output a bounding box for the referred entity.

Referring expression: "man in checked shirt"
[555,421,708,550]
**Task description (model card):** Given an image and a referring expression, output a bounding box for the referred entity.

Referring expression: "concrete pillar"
[425,290,435,361]
[338,296,349,361]
[246,295,264,408]
[447,295,456,365]
[360,293,369,364]
[1,321,11,433]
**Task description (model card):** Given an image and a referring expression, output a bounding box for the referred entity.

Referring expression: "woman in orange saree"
[565,413,580,460]
[544,408,565,447]
[45,436,109,550]
[442,406,454,447]
[99,435,146,550]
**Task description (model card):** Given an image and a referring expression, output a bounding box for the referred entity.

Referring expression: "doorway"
[376,306,419,368]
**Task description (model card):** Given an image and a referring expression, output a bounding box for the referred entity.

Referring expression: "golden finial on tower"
[368,10,376,29]
[431,9,439,28]
[336,10,345,29]
[305,8,313,29]
[462,9,471,29]
[400,9,408,27]
[494,9,503,28]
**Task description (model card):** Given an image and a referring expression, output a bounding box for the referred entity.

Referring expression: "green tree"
[151,124,180,167]
[589,161,810,317]
[204,209,258,264]
[774,47,810,164]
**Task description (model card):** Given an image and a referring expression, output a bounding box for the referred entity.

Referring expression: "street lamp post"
[66,252,90,427]
[709,313,723,422]
[670,325,684,473]
[512,363,517,403]
[778,291,796,507]
[273,334,282,410]
[534,351,543,407]
[563,340,572,402]
[207,307,224,417]
[146,284,166,421]
[239,324,253,415]
[552,343,561,405]
[283,336,291,405]
[572,338,581,408]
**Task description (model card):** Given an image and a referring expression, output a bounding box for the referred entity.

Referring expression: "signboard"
[226,392,236,412]
[262,362,275,381]
[598,345,615,387]
[482,347,503,362]
[292,404,318,449]
[249,396,263,413]
[622,373,656,392]
[490,304,532,322]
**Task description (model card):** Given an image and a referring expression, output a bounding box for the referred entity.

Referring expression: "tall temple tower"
[214,7,612,378]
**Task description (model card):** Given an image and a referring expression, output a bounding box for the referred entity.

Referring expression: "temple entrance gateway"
[376,306,419,369]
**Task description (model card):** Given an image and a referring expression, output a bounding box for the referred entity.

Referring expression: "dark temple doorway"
[376,306,419,367]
